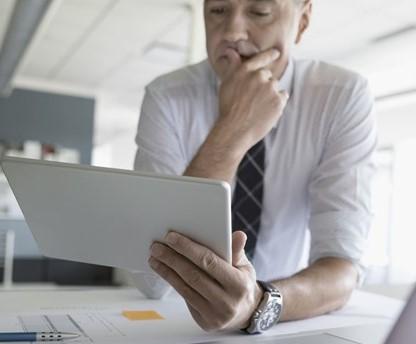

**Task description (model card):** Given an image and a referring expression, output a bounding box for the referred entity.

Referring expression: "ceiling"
[297,0,416,60]
[9,0,192,100]
[1,0,415,104]
[297,0,416,98]
[0,0,15,49]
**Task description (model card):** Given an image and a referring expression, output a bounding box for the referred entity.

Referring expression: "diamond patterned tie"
[231,140,265,261]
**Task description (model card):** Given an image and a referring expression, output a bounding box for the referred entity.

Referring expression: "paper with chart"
[0,296,215,344]
[0,303,203,343]
[0,290,404,344]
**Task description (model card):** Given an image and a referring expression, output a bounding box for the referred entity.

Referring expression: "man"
[134,0,376,334]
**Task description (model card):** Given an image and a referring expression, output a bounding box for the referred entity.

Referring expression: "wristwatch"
[244,281,283,334]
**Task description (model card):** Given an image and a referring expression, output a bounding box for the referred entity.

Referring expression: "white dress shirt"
[134,58,377,283]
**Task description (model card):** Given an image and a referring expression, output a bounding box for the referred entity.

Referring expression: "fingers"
[149,242,225,303]
[223,47,242,81]
[231,231,248,267]
[276,89,290,108]
[149,233,261,332]
[186,303,207,328]
[244,48,280,72]
[258,68,273,82]
[162,231,239,287]
[148,256,211,313]
[231,231,255,277]
[280,90,290,99]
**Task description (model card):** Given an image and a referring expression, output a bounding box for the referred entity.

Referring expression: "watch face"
[259,299,282,331]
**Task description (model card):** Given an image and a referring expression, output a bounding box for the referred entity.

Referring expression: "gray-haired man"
[135,0,376,333]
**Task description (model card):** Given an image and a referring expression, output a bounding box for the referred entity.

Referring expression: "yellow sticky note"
[122,310,164,321]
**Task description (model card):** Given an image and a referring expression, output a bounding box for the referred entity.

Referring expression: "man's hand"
[148,231,263,332]
[183,48,290,184]
[217,48,289,152]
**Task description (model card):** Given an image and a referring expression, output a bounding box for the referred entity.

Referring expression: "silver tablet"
[2,157,232,274]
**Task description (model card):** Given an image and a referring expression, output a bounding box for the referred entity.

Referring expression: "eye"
[251,11,271,17]
[250,6,273,18]
[210,7,226,15]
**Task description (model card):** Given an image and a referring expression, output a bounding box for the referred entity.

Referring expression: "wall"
[0,88,95,164]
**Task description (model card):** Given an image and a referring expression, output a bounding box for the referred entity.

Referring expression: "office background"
[0,0,415,287]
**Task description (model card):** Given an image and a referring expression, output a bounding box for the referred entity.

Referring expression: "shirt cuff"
[309,210,372,286]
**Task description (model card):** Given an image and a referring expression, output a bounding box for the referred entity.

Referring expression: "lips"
[220,40,260,61]
[236,41,259,58]
[221,47,239,62]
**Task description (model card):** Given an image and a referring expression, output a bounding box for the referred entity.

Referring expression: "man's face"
[204,0,311,81]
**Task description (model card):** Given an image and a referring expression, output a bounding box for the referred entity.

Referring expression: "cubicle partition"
[0,88,113,286]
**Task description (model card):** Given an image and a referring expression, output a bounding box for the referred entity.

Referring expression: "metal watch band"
[258,281,283,299]
[243,280,283,334]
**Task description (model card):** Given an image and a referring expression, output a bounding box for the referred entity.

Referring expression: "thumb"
[223,48,242,81]
[232,231,249,267]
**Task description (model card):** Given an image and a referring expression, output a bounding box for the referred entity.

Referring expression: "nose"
[223,10,248,43]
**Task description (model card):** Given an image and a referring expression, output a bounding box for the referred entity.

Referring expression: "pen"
[0,332,80,342]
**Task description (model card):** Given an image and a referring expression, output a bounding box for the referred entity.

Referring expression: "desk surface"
[0,286,406,344]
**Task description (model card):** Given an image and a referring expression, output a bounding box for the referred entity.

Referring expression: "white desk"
[0,286,406,344]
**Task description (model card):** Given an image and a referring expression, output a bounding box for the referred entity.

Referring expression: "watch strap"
[243,280,283,334]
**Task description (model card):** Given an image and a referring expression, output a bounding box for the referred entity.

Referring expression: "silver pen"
[0,332,80,342]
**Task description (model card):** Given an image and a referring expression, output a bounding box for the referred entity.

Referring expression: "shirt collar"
[272,57,294,129]
[278,57,294,95]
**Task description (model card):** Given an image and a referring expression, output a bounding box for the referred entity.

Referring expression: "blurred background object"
[0,229,15,289]
[0,0,415,288]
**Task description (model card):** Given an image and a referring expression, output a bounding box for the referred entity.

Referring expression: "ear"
[295,0,312,44]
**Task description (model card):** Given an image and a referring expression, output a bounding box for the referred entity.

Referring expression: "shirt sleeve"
[308,78,377,284]
[134,85,188,175]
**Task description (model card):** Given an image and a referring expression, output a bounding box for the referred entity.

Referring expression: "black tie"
[231,140,265,261]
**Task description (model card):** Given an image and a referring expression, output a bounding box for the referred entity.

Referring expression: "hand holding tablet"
[2,157,232,298]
